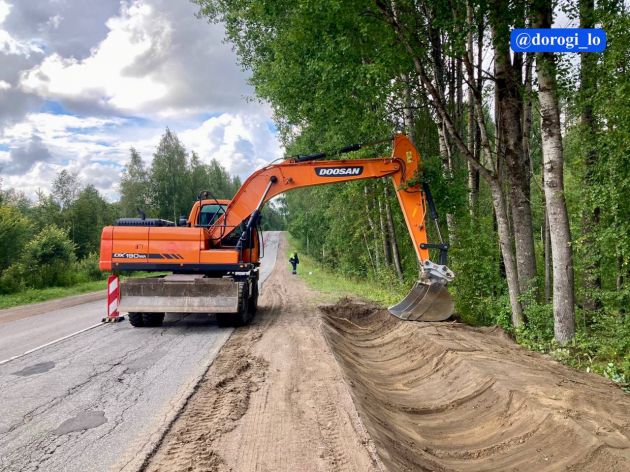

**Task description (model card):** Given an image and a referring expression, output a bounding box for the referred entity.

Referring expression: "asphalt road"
[0,298,105,363]
[0,231,281,472]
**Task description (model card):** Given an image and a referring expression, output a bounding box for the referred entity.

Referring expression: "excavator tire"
[248,283,258,316]
[142,313,165,327]
[234,282,250,326]
[217,281,250,327]
[128,312,144,327]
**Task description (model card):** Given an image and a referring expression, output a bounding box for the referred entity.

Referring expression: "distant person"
[289,252,299,274]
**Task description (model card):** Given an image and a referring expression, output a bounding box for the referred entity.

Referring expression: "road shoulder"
[0,290,106,326]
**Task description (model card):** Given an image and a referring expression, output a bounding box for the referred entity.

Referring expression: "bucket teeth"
[388,280,454,322]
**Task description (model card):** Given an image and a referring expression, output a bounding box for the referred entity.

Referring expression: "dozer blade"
[119,275,240,313]
[388,279,454,321]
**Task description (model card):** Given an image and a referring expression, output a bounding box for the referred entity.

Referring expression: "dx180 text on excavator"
[99,134,455,327]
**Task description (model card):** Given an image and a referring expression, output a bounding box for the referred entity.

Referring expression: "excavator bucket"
[388,279,454,321]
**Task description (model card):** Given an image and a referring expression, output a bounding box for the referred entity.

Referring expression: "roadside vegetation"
[293,241,628,392]
[0,271,169,310]
[288,237,406,306]
[201,0,630,389]
[0,280,107,310]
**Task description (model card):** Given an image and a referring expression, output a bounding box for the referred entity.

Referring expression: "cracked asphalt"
[0,231,280,472]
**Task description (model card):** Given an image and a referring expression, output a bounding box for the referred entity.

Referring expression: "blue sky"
[0,0,282,200]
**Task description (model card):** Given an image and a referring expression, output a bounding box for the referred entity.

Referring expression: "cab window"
[198,204,226,226]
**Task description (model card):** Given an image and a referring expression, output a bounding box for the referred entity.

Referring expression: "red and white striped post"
[103,274,122,322]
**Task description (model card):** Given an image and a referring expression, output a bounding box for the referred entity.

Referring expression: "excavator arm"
[209,134,455,321]
[214,135,427,262]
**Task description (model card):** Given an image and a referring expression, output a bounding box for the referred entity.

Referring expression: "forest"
[196,0,629,386]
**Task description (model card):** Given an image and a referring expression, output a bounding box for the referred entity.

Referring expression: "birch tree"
[534,0,575,344]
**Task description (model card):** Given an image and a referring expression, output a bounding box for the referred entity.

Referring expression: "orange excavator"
[99,134,454,327]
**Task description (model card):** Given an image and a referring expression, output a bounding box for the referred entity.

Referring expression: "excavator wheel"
[142,313,165,327]
[128,312,164,327]
[248,283,258,316]
[217,281,251,327]
[234,282,251,326]
[128,312,144,327]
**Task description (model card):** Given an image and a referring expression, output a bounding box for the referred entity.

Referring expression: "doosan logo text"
[315,166,364,177]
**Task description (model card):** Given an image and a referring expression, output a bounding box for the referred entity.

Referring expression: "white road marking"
[0,322,104,366]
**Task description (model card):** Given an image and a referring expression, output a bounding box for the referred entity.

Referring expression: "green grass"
[0,279,108,310]
[0,272,167,310]
[288,240,406,306]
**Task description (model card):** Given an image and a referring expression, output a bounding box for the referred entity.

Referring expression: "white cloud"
[2,160,51,196]
[0,1,44,57]
[0,0,283,202]
[0,0,10,24]
[46,14,63,30]
[0,28,44,57]
[17,0,260,117]
[2,112,123,141]
[1,110,282,200]
[179,113,284,178]
[20,2,170,111]
[0,112,127,198]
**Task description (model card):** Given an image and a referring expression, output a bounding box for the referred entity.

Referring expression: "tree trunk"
[523,53,534,177]
[402,82,416,146]
[377,192,392,266]
[466,3,478,215]
[364,184,381,269]
[490,179,525,326]
[384,184,404,281]
[438,121,456,239]
[364,232,375,271]
[544,210,552,303]
[579,0,602,311]
[535,0,576,345]
[492,11,537,295]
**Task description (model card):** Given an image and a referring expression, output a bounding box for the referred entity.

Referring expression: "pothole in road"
[12,361,55,376]
[53,410,108,435]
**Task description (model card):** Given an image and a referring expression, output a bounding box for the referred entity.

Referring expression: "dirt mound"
[321,299,630,472]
